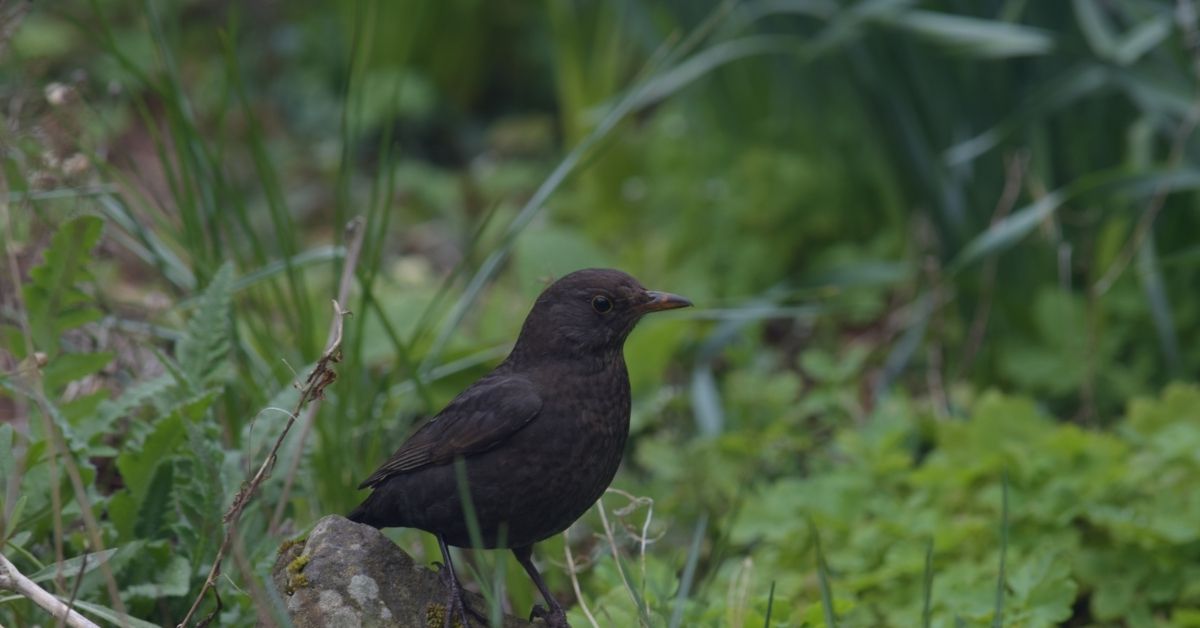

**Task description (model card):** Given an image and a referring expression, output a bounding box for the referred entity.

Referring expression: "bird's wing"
[357,373,543,489]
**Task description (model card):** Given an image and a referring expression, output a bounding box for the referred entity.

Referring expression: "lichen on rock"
[270,515,537,627]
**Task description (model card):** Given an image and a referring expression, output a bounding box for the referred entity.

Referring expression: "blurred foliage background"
[2,0,1200,626]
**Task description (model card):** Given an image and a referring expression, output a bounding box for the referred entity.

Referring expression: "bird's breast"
[429,361,634,547]
[519,361,631,485]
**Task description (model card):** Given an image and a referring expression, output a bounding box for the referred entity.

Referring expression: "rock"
[271,515,537,628]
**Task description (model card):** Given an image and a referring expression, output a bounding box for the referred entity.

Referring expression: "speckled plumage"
[347,268,690,627]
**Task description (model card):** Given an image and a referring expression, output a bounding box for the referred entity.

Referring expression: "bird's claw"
[437,564,478,628]
[529,603,570,627]
[445,595,470,628]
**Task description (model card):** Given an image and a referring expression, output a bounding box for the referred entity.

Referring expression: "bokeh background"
[3,1,1200,626]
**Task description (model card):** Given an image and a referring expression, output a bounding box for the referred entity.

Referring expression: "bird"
[348,268,691,627]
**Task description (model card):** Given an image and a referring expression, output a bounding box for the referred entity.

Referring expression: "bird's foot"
[434,562,485,628]
[529,603,570,627]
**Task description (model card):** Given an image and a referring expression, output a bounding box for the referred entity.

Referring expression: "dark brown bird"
[349,268,691,627]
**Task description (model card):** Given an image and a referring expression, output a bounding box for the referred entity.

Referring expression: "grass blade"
[922,539,934,628]
[880,9,1055,58]
[811,521,837,628]
[669,515,708,628]
[992,472,1009,628]
[950,168,1200,274]
[421,25,801,373]
[1137,236,1182,376]
[764,580,776,628]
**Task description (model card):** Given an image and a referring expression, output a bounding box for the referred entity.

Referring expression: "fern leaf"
[176,262,235,389]
[22,215,103,355]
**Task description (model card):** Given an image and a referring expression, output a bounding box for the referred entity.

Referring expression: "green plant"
[4,1,1200,626]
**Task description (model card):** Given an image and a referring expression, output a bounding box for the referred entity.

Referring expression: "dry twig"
[0,552,99,628]
[176,298,349,628]
[955,151,1029,379]
[270,217,365,534]
[562,531,600,628]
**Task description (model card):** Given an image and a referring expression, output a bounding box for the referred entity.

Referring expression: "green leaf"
[0,424,13,489]
[174,420,226,562]
[108,491,138,542]
[880,10,1054,58]
[6,493,32,543]
[60,391,109,429]
[1126,383,1200,438]
[79,373,175,445]
[951,169,1200,273]
[115,411,184,500]
[66,599,162,628]
[1072,0,1117,59]
[943,65,1110,166]
[22,215,103,354]
[110,394,215,540]
[1113,15,1171,66]
[121,552,191,600]
[690,365,725,436]
[0,324,26,358]
[28,548,120,583]
[176,261,235,389]
[1137,237,1182,375]
[41,351,114,392]
[133,458,175,539]
[950,190,1066,272]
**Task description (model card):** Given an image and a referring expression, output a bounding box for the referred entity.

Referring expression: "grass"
[3,0,1200,626]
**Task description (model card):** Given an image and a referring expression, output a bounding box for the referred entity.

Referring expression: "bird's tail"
[346,494,382,528]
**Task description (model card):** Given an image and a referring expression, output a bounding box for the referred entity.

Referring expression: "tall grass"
[2,0,1199,625]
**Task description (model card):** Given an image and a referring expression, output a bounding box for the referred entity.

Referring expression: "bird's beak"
[640,290,693,313]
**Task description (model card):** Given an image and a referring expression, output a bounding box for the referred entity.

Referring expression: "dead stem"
[176,298,349,628]
[270,216,366,535]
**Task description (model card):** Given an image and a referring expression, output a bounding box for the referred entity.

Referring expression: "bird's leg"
[436,535,480,628]
[512,545,570,627]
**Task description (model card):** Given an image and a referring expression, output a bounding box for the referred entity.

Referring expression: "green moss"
[425,602,465,628]
[276,535,307,557]
[284,553,311,595]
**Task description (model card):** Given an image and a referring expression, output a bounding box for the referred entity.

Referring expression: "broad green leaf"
[41,351,114,392]
[1126,383,1200,437]
[108,490,138,541]
[1007,551,1076,625]
[115,411,184,500]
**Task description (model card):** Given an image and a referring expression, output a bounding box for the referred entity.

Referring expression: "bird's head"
[510,268,691,362]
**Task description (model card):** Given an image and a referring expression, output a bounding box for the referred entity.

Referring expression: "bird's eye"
[591,295,613,313]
